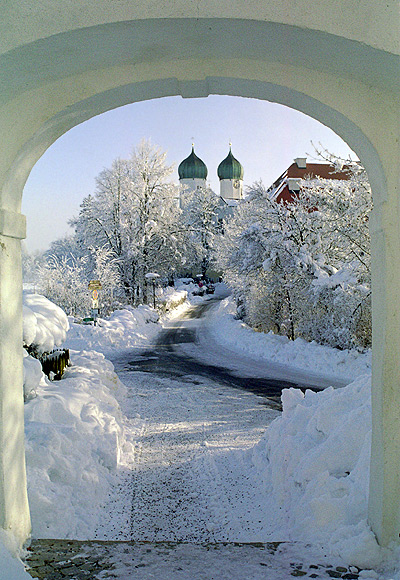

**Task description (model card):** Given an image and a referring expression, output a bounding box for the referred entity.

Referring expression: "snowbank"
[157,287,188,312]
[22,350,45,401]
[208,297,371,382]
[248,375,389,569]
[24,297,191,540]
[65,305,159,356]
[25,350,133,539]
[0,531,32,580]
[23,293,69,353]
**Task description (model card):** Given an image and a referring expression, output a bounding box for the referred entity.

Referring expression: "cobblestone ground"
[24,540,364,580]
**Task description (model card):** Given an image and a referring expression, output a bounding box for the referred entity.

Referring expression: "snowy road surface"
[90,298,358,578]
[95,300,284,542]
[117,297,346,410]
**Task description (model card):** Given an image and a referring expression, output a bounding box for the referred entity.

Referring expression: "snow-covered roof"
[267,161,350,203]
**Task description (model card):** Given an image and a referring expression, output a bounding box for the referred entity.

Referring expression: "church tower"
[217,146,244,202]
[178,145,208,198]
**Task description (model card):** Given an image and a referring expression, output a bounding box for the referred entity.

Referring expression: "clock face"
[233,179,240,188]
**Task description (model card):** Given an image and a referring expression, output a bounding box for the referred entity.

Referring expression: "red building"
[267,157,350,204]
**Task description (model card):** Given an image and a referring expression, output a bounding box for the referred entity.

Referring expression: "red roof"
[269,161,350,204]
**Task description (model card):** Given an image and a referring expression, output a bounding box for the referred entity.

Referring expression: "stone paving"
[23,540,364,580]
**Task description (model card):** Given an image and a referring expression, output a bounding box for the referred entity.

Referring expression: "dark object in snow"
[326,571,343,578]
[206,283,215,294]
[31,348,71,380]
[82,317,94,324]
[192,283,205,296]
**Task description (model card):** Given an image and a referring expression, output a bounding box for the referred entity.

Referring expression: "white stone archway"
[0,6,398,549]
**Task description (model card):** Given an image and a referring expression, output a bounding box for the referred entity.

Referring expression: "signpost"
[88,280,102,290]
[88,280,102,325]
[145,273,160,309]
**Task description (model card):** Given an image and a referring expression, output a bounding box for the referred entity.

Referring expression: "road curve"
[115,298,343,410]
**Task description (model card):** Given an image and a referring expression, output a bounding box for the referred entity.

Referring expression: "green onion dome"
[217,147,244,180]
[178,146,208,180]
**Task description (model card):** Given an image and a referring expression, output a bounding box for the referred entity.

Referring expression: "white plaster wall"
[0,233,30,546]
[1,1,398,54]
[220,179,242,201]
[0,2,398,548]
[180,178,207,193]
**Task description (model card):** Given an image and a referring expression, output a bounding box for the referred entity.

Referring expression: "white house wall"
[0,3,398,550]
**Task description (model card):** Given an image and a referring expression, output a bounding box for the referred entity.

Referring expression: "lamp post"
[145,272,160,309]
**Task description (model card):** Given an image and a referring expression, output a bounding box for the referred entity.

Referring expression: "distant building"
[267,157,350,204]
[178,145,244,217]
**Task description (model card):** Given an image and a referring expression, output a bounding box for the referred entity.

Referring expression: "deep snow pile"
[23,295,171,539]
[23,292,69,353]
[249,376,381,568]
[64,305,160,356]
[208,297,371,382]
[25,350,133,539]
[23,292,70,400]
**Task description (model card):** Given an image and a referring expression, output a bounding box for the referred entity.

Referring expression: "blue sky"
[22,95,356,252]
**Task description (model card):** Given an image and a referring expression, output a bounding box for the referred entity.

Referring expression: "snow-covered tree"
[218,157,372,350]
[89,245,121,315]
[43,235,85,264]
[22,243,42,285]
[37,254,89,317]
[296,158,371,348]
[71,140,187,304]
[181,186,223,276]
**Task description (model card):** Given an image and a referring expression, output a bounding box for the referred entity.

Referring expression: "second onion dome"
[217,146,244,181]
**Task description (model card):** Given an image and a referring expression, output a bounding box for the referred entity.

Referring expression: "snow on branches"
[71,140,185,304]
[180,186,223,276]
[32,140,227,313]
[218,158,372,351]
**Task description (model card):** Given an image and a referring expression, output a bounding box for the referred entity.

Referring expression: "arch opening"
[0,15,398,552]
[19,84,384,539]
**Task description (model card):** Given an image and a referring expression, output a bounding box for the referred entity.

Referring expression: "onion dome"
[217,147,244,180]
[178,146,208,180]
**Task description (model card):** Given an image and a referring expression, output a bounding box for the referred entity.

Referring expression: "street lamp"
[145,272,160,309]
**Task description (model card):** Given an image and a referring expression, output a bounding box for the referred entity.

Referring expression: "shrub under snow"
[157,287,188,312]
[23,293,69,353]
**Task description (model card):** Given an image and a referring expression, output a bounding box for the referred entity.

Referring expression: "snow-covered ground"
[25,350,132,539]
[7,289,399,579]
[204,293,371,383]
[94,368,281,544]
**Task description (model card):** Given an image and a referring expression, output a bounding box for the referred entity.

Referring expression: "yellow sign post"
[88,281,102,325]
